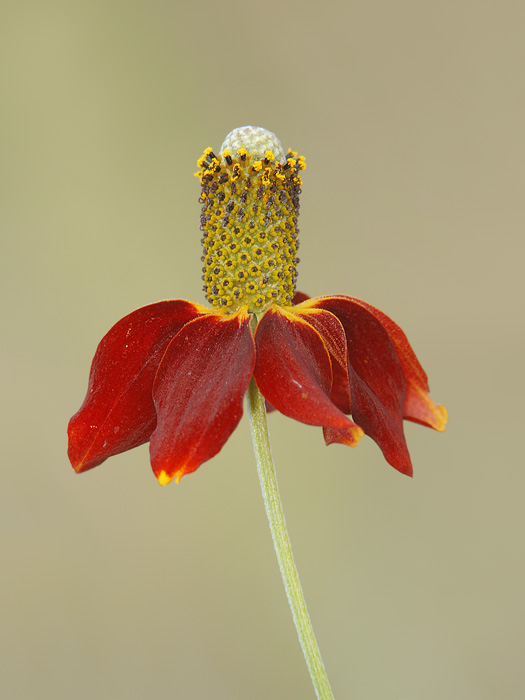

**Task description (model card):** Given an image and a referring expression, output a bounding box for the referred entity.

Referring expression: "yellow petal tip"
[157,470,175,486]
[435,404,448,432]
[346,425,365,447]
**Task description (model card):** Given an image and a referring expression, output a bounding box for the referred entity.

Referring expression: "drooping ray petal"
[308,296,413,475]
[253,307,354,431]
[403,384,448,430]
[329,362,353,416]
[294,292,348,421]
[68,300,208,473]
[289,305,364,446]
[150,310,255,484]
[345,298,448,431]
[290,305,352,414]
[323,425,363,448]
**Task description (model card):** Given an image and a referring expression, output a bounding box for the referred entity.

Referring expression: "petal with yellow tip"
[331,296,448,432]
[67,300,209,474]
[323,424,365,448]
[309,296,413,476]
[149,310,255,484]
[157,470,175,486]
[253,307,355,431]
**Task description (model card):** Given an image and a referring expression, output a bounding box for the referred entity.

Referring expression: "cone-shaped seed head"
[196,126,305,313]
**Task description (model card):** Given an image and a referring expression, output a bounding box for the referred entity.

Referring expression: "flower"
[68,126,447,485]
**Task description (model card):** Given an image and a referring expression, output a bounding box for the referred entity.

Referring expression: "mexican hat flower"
[68,126,447,486]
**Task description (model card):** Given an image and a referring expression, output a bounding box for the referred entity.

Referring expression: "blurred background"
[1,1,524,698]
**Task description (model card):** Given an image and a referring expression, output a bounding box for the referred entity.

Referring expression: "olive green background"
[2,1,523,698]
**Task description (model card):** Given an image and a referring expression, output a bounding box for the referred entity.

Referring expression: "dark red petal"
[345,298,447,431]
[309,297,413,475]
[68,300,207,473]
[265,400,276,413]
[253,307,356,431]
[290,305,352,414]
[292,290,310,305]
[329,361,353,415]
[149,310,255,485]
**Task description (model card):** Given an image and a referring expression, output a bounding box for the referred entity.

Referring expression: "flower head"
[198,125,304,313]
[68,126,447,485]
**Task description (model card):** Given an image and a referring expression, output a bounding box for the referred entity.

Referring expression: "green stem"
[246,378,335,700]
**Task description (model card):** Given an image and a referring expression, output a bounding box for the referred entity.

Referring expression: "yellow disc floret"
[196,126,305,313]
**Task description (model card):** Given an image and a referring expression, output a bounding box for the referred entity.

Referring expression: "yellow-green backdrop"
[2,1,523,698]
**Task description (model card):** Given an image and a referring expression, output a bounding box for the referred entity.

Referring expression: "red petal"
[68,300,207,473]
[149,310,255,485]
[347,298,447,431]
[290,305,352,413]
[265,400,277,413]
[323,425,363,448]
[253,307,355,431]
[309,297,413,475]
[292,291,310,305]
